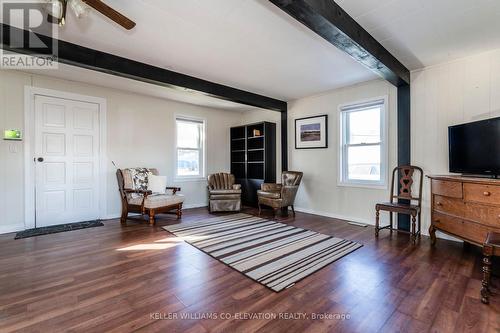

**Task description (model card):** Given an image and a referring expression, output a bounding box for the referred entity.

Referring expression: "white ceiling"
[24,63,263,112]
[4,0,499,107]
[337,0,500,70]
[2,0,378,102]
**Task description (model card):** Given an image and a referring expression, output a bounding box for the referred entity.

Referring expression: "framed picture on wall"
[295,115,328,149]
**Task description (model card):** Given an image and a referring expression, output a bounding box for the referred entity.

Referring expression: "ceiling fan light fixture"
[45,0,64,19]
[69,0,90,19]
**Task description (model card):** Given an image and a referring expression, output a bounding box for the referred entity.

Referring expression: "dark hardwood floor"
[0,207,498,333]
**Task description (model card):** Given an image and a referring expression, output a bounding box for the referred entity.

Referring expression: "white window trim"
[174,115,207,182]
[337,96,388,189]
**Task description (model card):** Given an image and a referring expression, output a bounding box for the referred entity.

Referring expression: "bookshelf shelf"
[230,122,276,206]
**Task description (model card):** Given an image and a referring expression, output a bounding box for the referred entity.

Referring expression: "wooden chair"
[481,231,500,304]
[116,168,183,225]
[375,165,424,243]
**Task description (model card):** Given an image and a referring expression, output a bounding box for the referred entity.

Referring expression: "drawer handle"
[483,191,491,196]
[436,202,442,206]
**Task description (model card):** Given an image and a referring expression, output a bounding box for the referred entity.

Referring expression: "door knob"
[483,191,491,196]
[37,157,44,162]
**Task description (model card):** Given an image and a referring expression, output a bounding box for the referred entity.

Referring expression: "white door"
[34,95,100,227]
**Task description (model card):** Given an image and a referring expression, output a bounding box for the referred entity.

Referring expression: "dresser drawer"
[433,195,464,216]
[461,220,491,244]
[432,212,463,236]
[464,183,500,205]
[464,202,500,228]
[431,180,462,198]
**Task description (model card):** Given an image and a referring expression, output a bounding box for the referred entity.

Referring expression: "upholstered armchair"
[207,173,242,212]
[116,168,184,225]
[257,171,303,217]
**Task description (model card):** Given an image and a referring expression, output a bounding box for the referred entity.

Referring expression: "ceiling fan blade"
[82,0,136,30]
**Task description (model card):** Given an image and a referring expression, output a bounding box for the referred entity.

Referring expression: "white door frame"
[24,86,107,229]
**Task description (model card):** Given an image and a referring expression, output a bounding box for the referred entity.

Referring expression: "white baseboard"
[1,204,207,235]
[294,206,462,242]
[0,224,25,235]
[294,206,373,226]
[183,203,207,209]
[101,204,207,221]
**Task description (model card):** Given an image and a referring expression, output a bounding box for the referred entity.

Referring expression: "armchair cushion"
[123,168,159,198]
[257,190,281,199]
[209,189,242,195]
[209,194,241,200]
[261,183,282,192]
[148,174,167,194]
[128,194,185,208]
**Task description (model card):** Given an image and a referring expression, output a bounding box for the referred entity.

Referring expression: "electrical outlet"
[9,144,18,153]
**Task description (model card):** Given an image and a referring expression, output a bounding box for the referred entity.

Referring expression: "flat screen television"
[449,116,500,177]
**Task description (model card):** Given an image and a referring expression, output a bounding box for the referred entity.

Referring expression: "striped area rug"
[163,213,362,292]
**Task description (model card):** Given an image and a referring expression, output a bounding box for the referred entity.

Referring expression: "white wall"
[0,70,242,233]
[287,79,398,225]
[411,48,500,238]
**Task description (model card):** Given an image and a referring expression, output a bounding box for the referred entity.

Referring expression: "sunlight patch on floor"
[116,243,180,251]
[116,233,209,251]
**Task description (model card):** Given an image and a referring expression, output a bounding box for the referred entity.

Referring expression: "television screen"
[449,117,500,176]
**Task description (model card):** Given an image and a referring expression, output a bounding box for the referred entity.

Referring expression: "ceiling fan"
[46,0,136,30]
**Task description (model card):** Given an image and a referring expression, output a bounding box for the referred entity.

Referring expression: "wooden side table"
[481,232,500,304]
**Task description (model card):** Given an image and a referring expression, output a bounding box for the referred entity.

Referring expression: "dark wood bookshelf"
[230,122,276,206]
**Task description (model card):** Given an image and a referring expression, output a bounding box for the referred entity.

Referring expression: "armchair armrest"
[123,189,151,211]
[232,184,241,190]
[166,186,181,194]
[124,189,152,196]
[261,183,282,192]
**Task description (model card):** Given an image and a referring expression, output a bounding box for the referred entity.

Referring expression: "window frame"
[174,116,206,181]
[338,96,388,189]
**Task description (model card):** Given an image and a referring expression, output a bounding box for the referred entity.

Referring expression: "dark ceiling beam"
[0,23,287,112]
[269,0,410,87]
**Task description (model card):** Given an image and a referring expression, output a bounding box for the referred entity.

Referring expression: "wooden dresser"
[428,175,500,245]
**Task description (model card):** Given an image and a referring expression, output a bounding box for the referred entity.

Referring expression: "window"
[176,117,205,178]
[339,98,387,187]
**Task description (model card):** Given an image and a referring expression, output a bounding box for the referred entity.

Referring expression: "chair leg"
[120,208,128,225]
[258,202,262,216]
[481,245,493,304]
[375,209,380,237]
[411,214,417,244]
[291,205,295,217]
[149,210,155,226]
[389,212,393,233]
[273,208,278,219]
[429,224,437,246]
[176,203,183,219]
[417,212,422,238]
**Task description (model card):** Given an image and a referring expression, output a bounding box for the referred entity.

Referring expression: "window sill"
[337,181,387,190]
[174,177,207,183]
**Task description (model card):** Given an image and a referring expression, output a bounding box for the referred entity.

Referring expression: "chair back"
[116,169,126,202]
[280,171,303,206]
[389,165,424,206]
[116,168,158,199]
[208,173,235,190]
